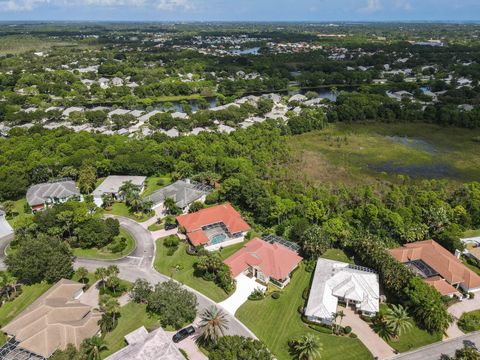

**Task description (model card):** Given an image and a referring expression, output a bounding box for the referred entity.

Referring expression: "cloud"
[0,0,49,11]
[359,0,382,13]
[394,0,412,10]
[156,0,193,11]
[83,0,145,5]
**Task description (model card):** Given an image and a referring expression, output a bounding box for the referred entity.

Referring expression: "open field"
[0,35,76,55]
[288,123,480,185]
[103,203,153,222]
[154,237,245,302]
[72,228,135,260]
[100,302,160,358]
[236,264,372,360]
[464,229,480,238]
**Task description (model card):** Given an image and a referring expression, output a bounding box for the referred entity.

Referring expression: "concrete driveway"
[218,274,266,315]
[449,297,480,319]
[341,307,395,360]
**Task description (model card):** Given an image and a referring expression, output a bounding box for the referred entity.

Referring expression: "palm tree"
[95,267,108,289]
[119,180,139,202]
[0,272,17,301]
[106,276,120,295]
[129,194,143,213]
[76,267,89,284]
[292,333,323,360]
[99,295,120,331]
[331,312,339,334]
[197,306,229,345]
[101,193,114,209]
[373,315,394,341]
[107,265,119,277]
[384,304,413,339]
[81,336,107,360]
[338,310,345,328]
[164,197,180,215]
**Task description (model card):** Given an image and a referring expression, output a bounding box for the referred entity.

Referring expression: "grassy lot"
[72,229,135,260]
[321,248,354,264]
[103,203,153,222]
[378,304,442,353]
[288,123,480,185]
[0,283,51,327]
[6,198,33,230]
[464,229,480,238]
[0,35,76,55]
[101,302,160,358]
[148,222,164,231]
[236,264,372,360]
[154,237,245,302]
[142,175,172,198]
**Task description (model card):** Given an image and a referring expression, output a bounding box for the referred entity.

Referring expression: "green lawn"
[148,222,164,231]
[0,283,51,327]
[103,203,154,222]
[154,237,245,302]
[288,123,480,186]
[378,304,442,353]
[101,302,160,358]
[321,249,354,264]
[6,198,33,230]
[464,229,480,238]
[236,264,373,360]
[72,229,136,260]
[458,309,480,333]
[142,175,172,198]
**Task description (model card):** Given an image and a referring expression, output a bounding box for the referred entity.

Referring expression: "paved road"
[75,216,256,339]
[0,233,13,269]
[392,331,480,360]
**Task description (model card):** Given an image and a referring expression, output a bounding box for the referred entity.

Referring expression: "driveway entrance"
[218,274,266,315]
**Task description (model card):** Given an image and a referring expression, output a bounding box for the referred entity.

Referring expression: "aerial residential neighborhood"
[1,3,480,360]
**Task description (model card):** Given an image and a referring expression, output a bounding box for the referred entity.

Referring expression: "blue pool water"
[210,233,227,245]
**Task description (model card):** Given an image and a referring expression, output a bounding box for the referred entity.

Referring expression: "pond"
[227,47,260,55]
[154,97,217,113]
[385,135,437,154]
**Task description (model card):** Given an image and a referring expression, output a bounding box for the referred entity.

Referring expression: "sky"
[0,0,479,22]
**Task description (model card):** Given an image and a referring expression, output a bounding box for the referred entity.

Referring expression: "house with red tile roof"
[389,240,480,296]
[176,203,250,251]
[224,238,302,288]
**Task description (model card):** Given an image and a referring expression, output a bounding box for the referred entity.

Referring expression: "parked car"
[172,325,195,343]
[164,223,177,230]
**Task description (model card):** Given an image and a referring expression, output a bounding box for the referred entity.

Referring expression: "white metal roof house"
[92,175,146,207]
[26,180,81,212]
[144,179,212,211]
[105,326,184,360]
[304,259,380,324]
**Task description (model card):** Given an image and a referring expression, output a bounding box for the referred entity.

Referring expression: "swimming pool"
[210,233,227,245]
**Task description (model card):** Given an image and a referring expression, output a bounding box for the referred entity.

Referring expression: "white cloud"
[83,0,145,6]
[394,0,412,10]
[359,0,382,13]
[0,0,49,11]
[156,0,193,11]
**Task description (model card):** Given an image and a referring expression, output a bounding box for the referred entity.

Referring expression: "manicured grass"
[321,249,354,264]
[288,123,480,185]
[103,203,154,222]
[462,256,480,276]
[378,304,442,353]
[72,270,97,288]
[101,302,160,358]
[0,283,51,326]
[464,229,480,238]
[6,198,33,230]
[72,229,135,260]
[236,264,373,360]
[148,222,164,231]
[142,175,172,198]
[458,309,480,333]
[154,237,245,302]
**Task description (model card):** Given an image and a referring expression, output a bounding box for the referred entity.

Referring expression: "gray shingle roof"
[26,180,80,207]
[145,180,212,209]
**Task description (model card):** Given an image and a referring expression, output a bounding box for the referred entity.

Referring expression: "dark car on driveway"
[172,325,195,343]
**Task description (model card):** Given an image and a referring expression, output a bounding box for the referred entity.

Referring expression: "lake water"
[227,47,260,55]
[385,135,437,154]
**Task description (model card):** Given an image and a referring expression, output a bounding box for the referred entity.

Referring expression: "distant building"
[105,326,184,360]
[92,175,146,207]
[1,279,101,359]
[177,203,250,251]
[389,240,480,297]
[26,179,81,212]
[144,179,212,212]
[304,259,380,324]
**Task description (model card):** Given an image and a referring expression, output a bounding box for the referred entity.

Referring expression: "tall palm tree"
[293,333,323,360]
[76,267,89,284]
[81,336,107,360]
[107,265,119,277]
[99,295,120,331]
[0,272,17,300]
[384,304,413,339]
[331,312,339,334]
[338,310,345,328]
[95,267,108,289]
[197,306,229,345]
